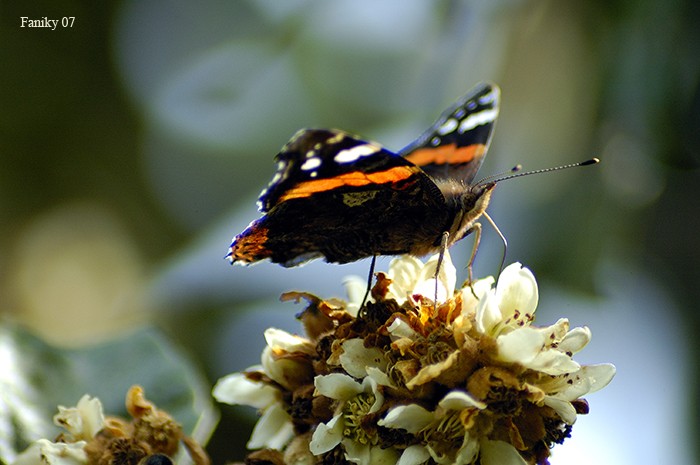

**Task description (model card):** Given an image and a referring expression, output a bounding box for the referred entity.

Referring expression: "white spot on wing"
[458,108,499,133]
[437,118,458,136]
[334,144,379,164]
[478,90,498,105]
[300,157,322,171]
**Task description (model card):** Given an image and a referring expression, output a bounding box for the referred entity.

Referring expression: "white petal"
[497,320,577,374]
[411,278,449,304]
[438,390,486,410]
[387,318,420,340]
[557,326,592,354]
[413,251,457,303]
[309,414,344,455]
[461,276,494,316]
[543,396,578,425]
[339,338,387,378]
[378,404,434,434]
[341,439,371,465]
[580,363,616,393]
[212,372,278,409]
[475,290,501,335]
[343,274,367,303]
[526,350,581,376]
[425,445,453,465]
[455,434,479,465]
[387,255,424,301]
[74,395,104,438]
[343,275,367,316]
[496,326,547,364]
[551,363,617,400]
[479,439,527,465]
[13,440,88,465]
[264,327,314,354]
[397,445,431,465]
[262,345,314,390]
[495,263,538,322]
[53,395,104,440]
[314,373,363,400]
[361,376,385,414]
[366,366,395,388]
[247,403,294,449]
[367,445,400,465]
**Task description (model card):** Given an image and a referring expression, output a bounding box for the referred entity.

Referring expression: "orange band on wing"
[279,165,419,202]
[405,143,486,166]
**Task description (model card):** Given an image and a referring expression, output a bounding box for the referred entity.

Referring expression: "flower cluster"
[214,253,615,465]
[13,386,209,465]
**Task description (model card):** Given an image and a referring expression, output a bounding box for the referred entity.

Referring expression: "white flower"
[261,328,315,391]
[386,252,456,305]
[212,369,294,449]
[540,363,616,424]
[465,262,616,424]
[336,338,388,379]
[473,262,538,337]
[12,440,88,465]
[53,395,105,442]
[219,254,616,465]
[212,370,279,410]
[377,390,524,465]
[310,370,396,465]
[343,275,367,317]
[212,327,315,450]
[11,395,105,465]
[465,263,580,375]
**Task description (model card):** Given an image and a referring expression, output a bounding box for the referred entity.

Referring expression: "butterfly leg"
[482,212,508,277]
[465,223,483,298]
[360,255,377,308]
[433,231,450,308]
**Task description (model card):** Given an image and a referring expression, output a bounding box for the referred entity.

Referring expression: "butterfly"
[227,82,500,269]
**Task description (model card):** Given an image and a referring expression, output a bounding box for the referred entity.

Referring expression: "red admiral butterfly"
[227,82,501,268]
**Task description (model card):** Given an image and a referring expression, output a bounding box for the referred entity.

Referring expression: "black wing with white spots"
[400,82,500,183]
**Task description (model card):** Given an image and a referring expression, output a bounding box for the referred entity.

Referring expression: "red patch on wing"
[404,143,486,167]
[228,222,272,263]
[278,165,420,202]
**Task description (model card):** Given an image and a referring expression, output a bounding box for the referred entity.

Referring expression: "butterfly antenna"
[477,158,600,187]
[474,165,522,186]
[477,157,599,278]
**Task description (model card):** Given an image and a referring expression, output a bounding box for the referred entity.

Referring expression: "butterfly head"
[465,181,496,223]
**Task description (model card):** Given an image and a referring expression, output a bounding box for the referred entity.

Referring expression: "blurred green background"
[1,1,699,464]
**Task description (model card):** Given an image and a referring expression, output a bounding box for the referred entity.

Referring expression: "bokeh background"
[2,1,699,464]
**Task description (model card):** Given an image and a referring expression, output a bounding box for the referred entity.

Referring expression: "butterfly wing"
[259,129,420,212]
[229,129,449,267]
[400,82,500,184]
